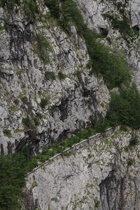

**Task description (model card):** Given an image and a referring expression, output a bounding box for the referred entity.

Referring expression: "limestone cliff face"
[77,0,140,87]
[0,0,140,209]
[0,0,110,154]
[0,0,139,154]
[23,128,140,210]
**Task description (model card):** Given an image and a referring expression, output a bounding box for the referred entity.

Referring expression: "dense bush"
[0,121,109,209]
[22,116,32,128]
[107,84,140,129]
[40,98,49,108]
[0,146,38,210]
[0,0,39,19]
[58,71,67,80]
[103,14,132,38]
[129,134,139,146]
[34,32,52,62]
[45,71,56,80]
[3,129,12,138]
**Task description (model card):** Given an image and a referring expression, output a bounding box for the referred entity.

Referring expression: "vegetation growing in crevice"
[129,134,139,146]
[58,71,67,80]
[0,1,140,209]
[22,116,33,129]
[40,98,49,108]
[45,71,56,80]
[103,0,139,40]
[44,0,140,129]
[3,129,12,138]
[44,0,131,89]
[0,0,39,19]
[34,32,52,62]
[0,121,109,209]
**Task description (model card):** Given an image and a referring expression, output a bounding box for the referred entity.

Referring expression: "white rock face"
[0,2,110,154]
[77,0,140,88]
[24,128,140,210]
[0,0,139,155]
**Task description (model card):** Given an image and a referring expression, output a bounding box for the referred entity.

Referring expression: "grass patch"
[58,71,67,80]
[34,32,52,62]
[45,0,131,89]
[3,129,12,138]
[40,98,49,108]
[22,116,32,129]
[45,71,56,80]
[129,134,139,147]
[107,83,140,129]
[127,158,135,166]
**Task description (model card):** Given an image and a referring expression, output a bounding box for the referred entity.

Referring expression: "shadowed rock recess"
[0,0,140,209]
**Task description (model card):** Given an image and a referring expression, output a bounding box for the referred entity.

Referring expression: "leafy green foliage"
[33,117,40,126]
[129,134,139,147]
[0,0,39,19]
[22,116,32,128]
[34,32,52,62]
[45,0,131,89]
[0,146,38,210]
[127,158,135,166]
[3,129,12,138]
[14,98,19,105]
[58,71,67,80]
[24,0,39,18]
[107,84,140,129]
[0,120,109,209]
[0,0,20,8]
[40,98,49,108]
[103,14,132,38]
[45,71,56,80]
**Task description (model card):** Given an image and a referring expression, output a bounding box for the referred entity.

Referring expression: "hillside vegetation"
[0,0,140,209]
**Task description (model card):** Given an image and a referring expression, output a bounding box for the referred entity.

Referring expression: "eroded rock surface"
[0,1,110,154]
[24,128,140,210]
[0,0,139,154]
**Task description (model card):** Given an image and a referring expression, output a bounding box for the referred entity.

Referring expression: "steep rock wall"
[0,1,110,154]
[23,128,140,210]
[77,0,140,87]
[0,0,139,155]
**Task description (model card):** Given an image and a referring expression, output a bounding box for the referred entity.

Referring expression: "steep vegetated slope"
[0,0,140,209]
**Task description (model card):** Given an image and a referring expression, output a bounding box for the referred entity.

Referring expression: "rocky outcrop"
[0,0,139,156]
[77,0,140,88]
[0,1,110,154]
[23,128,140,210]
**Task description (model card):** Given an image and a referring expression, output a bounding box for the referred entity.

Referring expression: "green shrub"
[33,117,40,126]
[58,71,67,80]
[3,129,12,137]
[129,135,139,146]
[45,71,56,80]
[45,0,131,89]
[127,158,135,166]
[13,98,19,105]
[21,96,28,104]
[107,83,140,129]
[36,112,42,119]
[103,14,132,38]
[34,32,52,62]
[22,116,32,128]
[40,98,49,108]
